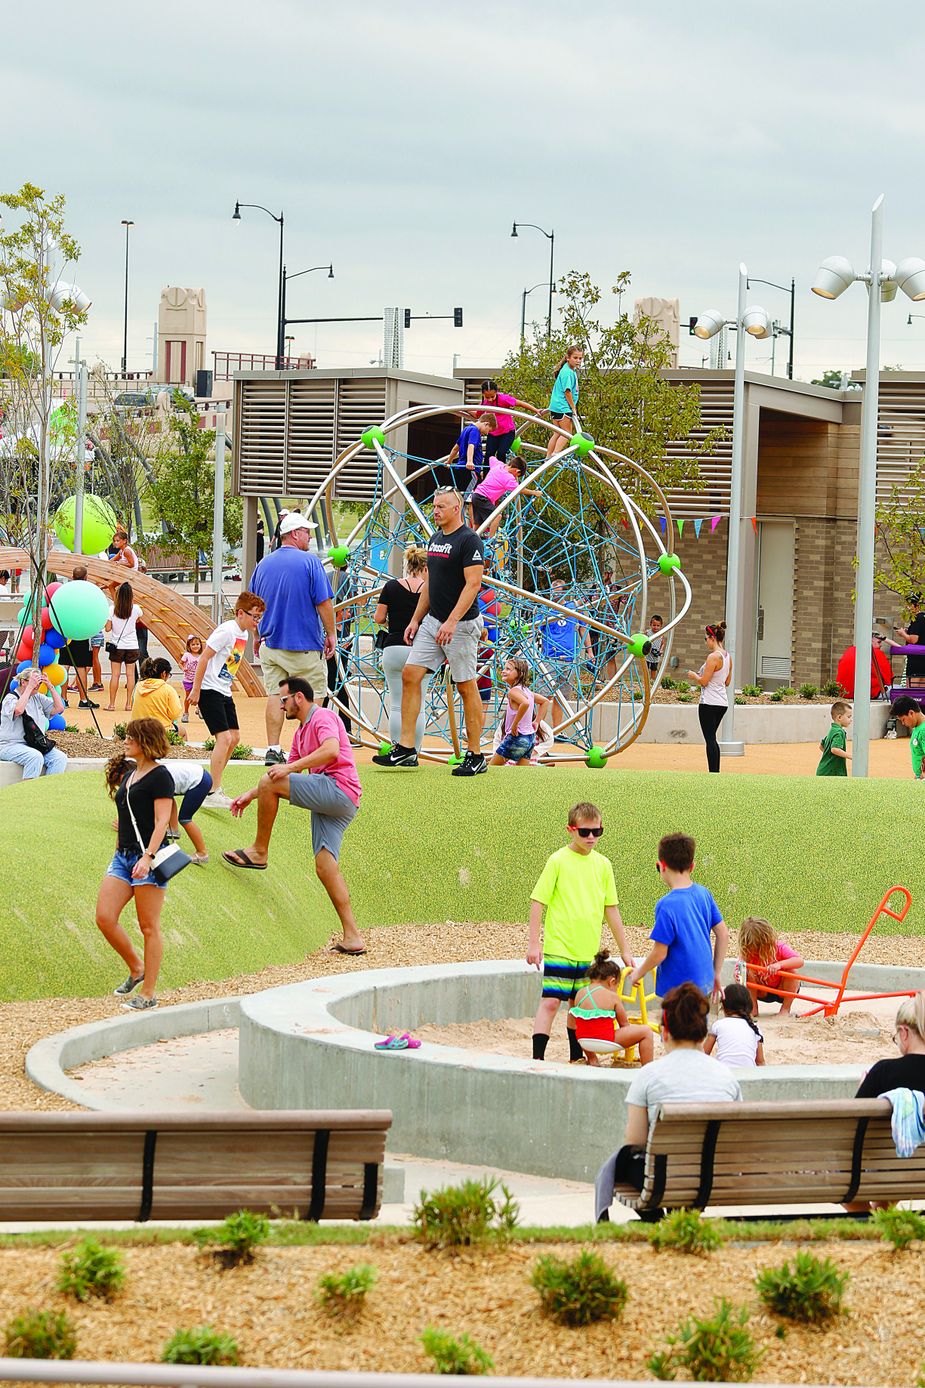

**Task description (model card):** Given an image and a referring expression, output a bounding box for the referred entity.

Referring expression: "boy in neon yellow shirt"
[527,800,634,1061]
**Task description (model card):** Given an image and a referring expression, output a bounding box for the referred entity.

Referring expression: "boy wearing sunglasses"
[527,801,634,1062]
[627,832,728,1002]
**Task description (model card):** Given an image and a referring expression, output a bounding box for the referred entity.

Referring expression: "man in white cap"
[249,511,336,765]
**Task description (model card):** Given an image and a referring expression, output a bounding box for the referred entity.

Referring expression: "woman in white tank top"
[688,622,732,773]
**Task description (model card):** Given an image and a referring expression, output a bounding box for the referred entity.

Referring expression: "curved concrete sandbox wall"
[239,959,925,1184]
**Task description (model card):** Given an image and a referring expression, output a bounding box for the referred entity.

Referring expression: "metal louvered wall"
[234,376,387,498]
[877,378,925,504]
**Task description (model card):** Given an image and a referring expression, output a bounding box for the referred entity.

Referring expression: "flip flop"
[375,1034,410,1050]
[221,849,268,870]
[329,943,368,956]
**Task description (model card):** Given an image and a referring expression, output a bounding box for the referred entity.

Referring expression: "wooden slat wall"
[877,379,925,503]
[335,378,388,500]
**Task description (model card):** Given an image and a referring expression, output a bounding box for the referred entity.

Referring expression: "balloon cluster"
[11,580,110,732]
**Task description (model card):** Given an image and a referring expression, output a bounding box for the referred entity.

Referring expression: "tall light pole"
[520,280,554,343]
[281,263,334,360]
[811,195,925,776]
[747,275,795,379]
[511,222,555,338]
[120,219,133,376]
[233,200,285,368]
[694,266,771,757]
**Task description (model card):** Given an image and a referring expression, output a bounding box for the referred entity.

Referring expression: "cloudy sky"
[7,0,925,382]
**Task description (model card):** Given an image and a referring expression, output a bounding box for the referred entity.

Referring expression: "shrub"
[4,1309,77,1360]
[531,1250,628,1326]
[315,1263,377,1321]
[778,686,796,698]
[799,683,819,700]
[203,736,215,750]
[165,726,186,746]
[821,679,846,697]
[161,1327,239,1366]
[648,1208,725,1255]
[734,696,746,706]
[740,683,762,697]
[421,1327,493,1375]
[112,722,127,740]
[755,1251,849,1322]
[230,742,254,760]
[660,675,676,690]
[677,693,692,703]
[193,1209,271,1267]
[412,1177,519,1249]
[675,680,691,694]
[57,1239,126,1302]
[769,688,784,702]
[64,723,80,733]
[872,1205,925,1251]
[648,1298,760,1382]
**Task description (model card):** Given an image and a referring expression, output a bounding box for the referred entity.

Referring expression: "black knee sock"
[567,1028,584,1062]
[532,1032,549,1060]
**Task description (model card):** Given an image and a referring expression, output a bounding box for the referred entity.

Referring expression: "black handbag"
[22,711,55,756]
[374,629,388,651]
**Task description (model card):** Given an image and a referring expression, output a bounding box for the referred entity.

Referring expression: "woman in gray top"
[0,666,68,779]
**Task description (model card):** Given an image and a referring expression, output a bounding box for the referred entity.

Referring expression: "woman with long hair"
[104,581,144,712]
[96,718,174,1010]
[688,621,732,773]
[373,545,432,752]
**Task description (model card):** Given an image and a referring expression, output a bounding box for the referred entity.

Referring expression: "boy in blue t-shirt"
[627,832,728,1000]
[447,413,497,493]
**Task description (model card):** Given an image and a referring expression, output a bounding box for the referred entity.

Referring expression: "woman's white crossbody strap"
[124,774,148,856]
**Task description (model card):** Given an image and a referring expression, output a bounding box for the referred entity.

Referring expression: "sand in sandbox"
[415,1000,898,1068]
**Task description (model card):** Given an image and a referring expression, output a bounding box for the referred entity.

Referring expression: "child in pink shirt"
[470,460,535,535]
[737,916,805,1015]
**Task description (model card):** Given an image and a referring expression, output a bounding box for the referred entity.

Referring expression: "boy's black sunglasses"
[574,825,604,839]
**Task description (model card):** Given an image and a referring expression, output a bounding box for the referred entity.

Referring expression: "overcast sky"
[7,0,925,382]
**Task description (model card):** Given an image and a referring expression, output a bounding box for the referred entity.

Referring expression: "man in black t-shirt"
[373,488,486,776]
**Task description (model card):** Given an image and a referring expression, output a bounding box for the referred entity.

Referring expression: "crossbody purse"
[124,771,191,885]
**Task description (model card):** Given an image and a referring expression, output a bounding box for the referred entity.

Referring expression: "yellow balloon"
[42,663,66,687]
[38,682,49,695]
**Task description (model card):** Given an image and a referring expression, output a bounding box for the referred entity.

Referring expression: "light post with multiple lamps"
[511,222,555,338]
[811,195,925,776]
[693,266,771,757]
[120,219,133,375]
[232,200,285,368]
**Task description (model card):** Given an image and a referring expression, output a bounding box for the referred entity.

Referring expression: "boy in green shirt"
[816,701,852,777]
[893,695,925,779]
[527,800,634,1061]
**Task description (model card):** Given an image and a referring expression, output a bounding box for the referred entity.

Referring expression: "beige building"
[232,364,923,690]
[156,286,207,387]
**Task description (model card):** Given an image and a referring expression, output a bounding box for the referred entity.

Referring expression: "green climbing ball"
[379,741,392,757]
[627,632,653,659]
[585,746,607,769]
[361,425,386,450]
[658,552,681,575]
[572,432,595,457]
[328,545,350,568]
[509,436,523,455]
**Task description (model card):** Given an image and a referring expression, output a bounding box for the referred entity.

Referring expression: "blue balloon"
[16,660,31,674]
[37,642,55,666]
[48,714,67,731]
[46,629,66,650]
[8,680,17,693]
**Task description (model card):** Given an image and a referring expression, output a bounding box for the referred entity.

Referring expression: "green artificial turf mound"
[1,765,923,1001]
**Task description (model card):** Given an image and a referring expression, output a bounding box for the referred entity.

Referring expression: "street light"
[746,275,795,378]
[120,219,133,376]
[281,263,333,362]
[233,199,285,368]
[520,280,555,343]
[811,195,925,777]
[511,222,555,338]
[693,265,771,758]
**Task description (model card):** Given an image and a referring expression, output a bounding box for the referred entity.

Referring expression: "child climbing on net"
[704,983,765,1067]
[567,950,655,1066]
[737,916,805,1016]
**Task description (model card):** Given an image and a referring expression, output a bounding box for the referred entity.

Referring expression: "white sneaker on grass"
[204,789,233,809]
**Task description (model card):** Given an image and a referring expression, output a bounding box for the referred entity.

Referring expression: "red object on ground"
[835,644,893,699]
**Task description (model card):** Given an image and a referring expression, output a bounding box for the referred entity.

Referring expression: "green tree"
[810,369,860,390]
[875,457,925,602]
[499,270,723,521]
[0,182,89,642]
[148,398,242,592]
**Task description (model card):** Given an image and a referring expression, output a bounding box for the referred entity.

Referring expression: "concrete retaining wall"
[596,700,892,746]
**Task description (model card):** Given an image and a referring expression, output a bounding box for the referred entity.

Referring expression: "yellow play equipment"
[578,967,660,1067]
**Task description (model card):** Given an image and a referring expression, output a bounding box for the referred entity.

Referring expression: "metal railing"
[213,351,315,378]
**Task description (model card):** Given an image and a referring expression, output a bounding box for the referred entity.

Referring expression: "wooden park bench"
[603,1099,925,1220]
[0,1110,391,1224]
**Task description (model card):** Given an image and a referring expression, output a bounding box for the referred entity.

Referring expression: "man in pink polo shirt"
[223,676,365,955]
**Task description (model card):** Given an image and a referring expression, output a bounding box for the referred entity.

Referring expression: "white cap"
[279,510,316,535]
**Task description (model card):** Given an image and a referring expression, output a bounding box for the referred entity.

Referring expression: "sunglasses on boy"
[572,825,604,839]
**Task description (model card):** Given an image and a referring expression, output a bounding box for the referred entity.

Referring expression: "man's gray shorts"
[288,773,357,860]
[406,612,483,683]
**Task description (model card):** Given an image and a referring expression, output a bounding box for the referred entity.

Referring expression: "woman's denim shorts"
[105,849,166,890]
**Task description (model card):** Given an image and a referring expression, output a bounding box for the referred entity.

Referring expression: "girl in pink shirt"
[737,916,805,1015]
[477,379,535,464]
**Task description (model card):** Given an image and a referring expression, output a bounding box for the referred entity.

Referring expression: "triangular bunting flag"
[751,517,758,534]
[711,516,721,534]
[659,516,666,533]
[694,519,703,539]
[677,519,685,538]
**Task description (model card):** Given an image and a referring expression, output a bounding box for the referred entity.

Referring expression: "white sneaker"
[204,789,233,809]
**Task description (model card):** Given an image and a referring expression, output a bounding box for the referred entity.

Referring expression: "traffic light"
[453,307,463,328]
[403,308,411,328]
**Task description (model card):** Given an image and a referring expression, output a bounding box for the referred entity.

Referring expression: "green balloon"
[586,746,607,769]
[52,495,118,555]
[510,436,523,455]
[573,432,595,457]
[328,545,350,569]
[658,552,681,575]
[49,580,109,641]
[361,425,386,450]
